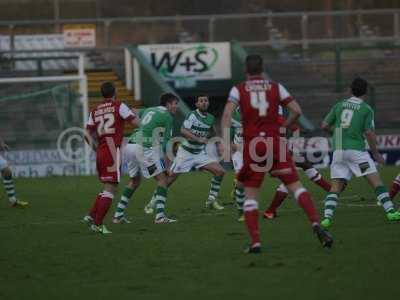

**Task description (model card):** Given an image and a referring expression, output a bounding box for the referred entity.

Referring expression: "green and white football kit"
[125,106,173,179]
[324,96,377,180]
[321,96,400,227]
[170,109,217,173]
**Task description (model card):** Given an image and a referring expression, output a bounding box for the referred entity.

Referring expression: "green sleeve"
[363,108,375,132]
[162,115,173,153]
[323,103,338,126]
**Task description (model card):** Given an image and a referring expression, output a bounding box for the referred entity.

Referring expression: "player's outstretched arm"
[365,129,385,164]
[181,128,207,144]
[283,100,301,129]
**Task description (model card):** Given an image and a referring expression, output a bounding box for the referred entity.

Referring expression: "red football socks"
[266,190,288,214]
[295,189,320,225]
[94,192,114,226]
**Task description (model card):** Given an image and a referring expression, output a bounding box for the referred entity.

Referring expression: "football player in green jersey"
[145,95,226,211]
[0,136,28,208]
[321,77,400,228]
[112,93,179,224]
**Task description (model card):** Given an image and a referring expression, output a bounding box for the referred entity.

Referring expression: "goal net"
[0,72,92,177]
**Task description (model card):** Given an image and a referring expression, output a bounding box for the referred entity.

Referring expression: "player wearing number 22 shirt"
[221,54,332,253]
[83,82,139,234]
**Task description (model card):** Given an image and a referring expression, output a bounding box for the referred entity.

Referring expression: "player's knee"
[156,174,168,188]
[1,167,12,178]
[104,183,117,195]
[285,181,303,194]
[128,176,141,189]
[215,167,226,177]
[330,179,345,193]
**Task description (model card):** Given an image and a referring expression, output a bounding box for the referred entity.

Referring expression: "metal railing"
[0,9,399,49]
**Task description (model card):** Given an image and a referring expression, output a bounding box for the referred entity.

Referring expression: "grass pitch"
[1,167,399,300]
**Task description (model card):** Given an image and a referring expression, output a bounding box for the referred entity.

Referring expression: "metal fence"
[0,9,399,50]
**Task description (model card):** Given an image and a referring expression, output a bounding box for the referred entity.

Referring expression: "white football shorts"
[124,143,165,179]
[170,146,217,174]
[330,150,377,181]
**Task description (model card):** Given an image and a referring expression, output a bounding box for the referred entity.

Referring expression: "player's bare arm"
[221,101,236,134]
[282,100,301,129]
[221,101,237,161]
[365,129,385,164]
[129,114,140,128]
[181,128,207,144]
[85,128,98,152]
[321,121,332,133]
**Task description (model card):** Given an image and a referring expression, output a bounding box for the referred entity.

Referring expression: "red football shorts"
[237,136,299,188]
[96,143,121,184]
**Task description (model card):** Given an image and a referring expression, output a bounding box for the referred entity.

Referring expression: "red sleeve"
[280,96,294,106]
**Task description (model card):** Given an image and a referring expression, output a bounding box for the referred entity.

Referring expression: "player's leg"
[263,183,288,219]
[389,173,400,200]
[201,162,226,210]
[0,155,28,207]
[242,185,262,253]
[153,172,176,223]
[144,172,179,215]
[284,180,333,248]
[112,143,141,223]
[112,175,141,223]
[273,152,333,248]
[321,179,346,228]
[89,182,118,234]
[87,145,121,234]
[0,165,29,207]
[348,150,400,221]
[321,150,352,228]
[234,180,245,221]
[298,161,331,192]
[232,150,245,220]
[365,172,400,221]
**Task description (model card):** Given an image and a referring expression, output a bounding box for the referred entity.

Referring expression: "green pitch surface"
[1,167,399,300]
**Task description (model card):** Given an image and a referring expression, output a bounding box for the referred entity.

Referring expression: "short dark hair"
[246,54,263,75]
[351,77,368,97]
[101,82,116,98]
[195,95,209,103]
[160,93,178,106]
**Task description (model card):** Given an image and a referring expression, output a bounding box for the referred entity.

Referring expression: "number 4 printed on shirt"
[250,91,269,116]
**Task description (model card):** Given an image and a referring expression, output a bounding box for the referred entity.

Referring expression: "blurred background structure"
[0,0,400,174]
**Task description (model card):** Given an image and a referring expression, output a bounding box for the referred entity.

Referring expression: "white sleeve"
[278,105,284,116]
[228,86,240,104]
[183,114,193,129]
[119,103,135,120]
[86,112,95,127]
[278,83,292,102]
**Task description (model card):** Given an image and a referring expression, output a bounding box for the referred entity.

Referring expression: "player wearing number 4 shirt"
[320,77,400,229]
[83,82,139,234]
[221,54,332,253]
